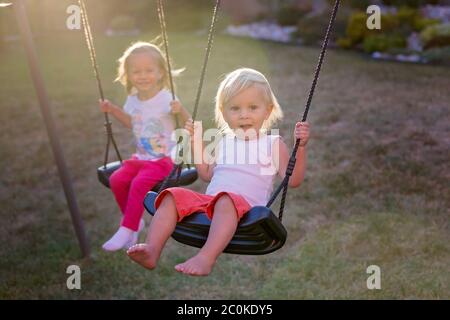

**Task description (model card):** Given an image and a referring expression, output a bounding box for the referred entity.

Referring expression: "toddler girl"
[127,68,309,275]
[99,42,190,251]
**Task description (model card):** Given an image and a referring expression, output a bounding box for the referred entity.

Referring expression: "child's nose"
[240,110,249,118]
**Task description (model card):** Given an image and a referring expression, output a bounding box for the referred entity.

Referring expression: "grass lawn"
[0,29,449,299]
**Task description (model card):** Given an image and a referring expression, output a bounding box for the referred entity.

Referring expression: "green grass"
[260,212,449,299]
[0,29,449,299]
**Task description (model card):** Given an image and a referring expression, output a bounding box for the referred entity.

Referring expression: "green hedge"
[337,8,441,53]
[421,23,450,49]
[363,34,407,53]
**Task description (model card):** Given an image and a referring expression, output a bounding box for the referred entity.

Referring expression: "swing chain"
[266,0,341,221]
[192,0,221,122]
[285,153,297,177]
[157,0,221,193]
[79,0,123,165]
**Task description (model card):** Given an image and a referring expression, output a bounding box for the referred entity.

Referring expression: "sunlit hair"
[115,39,184,94]
[214,68,283,133]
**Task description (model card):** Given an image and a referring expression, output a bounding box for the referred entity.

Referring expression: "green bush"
[395,7,439,32]
[380,14,402,33]
[109,15,137,32]
[363,34,407,53]
[396,6,419,26]
[341,11,401,48]
[421,23,450,49]
[345,12,368,44]
[336,37,354,49]
[413,18,440,32]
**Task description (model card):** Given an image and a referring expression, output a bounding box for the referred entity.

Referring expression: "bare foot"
[174,254,215,276]
[127,243,158,270]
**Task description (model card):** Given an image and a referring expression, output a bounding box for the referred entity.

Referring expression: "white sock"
[102,219,146,252]
[102,226,135,251]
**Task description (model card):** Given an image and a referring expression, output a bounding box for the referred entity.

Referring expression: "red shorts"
[155,187,252,222]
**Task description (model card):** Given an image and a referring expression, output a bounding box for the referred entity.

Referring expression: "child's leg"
[110,161,141,214]
[103,161,145,251]
[103,160,171,251]
[175,194,239,276]
[127,193,178,270]
[121,160,172,231]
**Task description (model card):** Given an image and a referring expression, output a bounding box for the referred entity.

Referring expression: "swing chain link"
[286,155,297,177]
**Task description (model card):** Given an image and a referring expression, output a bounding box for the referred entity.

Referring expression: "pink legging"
[109,156,173,231]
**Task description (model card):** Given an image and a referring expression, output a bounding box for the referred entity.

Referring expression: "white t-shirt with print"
[124,89,176,161]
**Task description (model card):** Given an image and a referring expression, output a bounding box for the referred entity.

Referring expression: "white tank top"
[205,133,280,207]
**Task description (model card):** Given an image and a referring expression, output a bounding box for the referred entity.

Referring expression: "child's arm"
[98,99,132,129]
[170,100,191,127]
[275,122,310,188]
[184,119,215,182]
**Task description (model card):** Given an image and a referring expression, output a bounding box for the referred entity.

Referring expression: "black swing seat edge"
[143,191,287,255]
[97,161,198,190]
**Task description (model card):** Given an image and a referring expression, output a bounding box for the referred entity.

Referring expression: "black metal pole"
[12,0,90,258]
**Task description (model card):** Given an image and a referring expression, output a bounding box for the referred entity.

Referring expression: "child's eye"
[250,105,258,110]
[230,106,239,111]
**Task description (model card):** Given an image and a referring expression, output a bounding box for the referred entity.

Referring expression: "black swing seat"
[143,191,287,255]
[97,161,198,190]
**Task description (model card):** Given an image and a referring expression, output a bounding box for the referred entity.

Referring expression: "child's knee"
[213,194,235,212]
[158,193,176,210]
[129,177,157,194]
[109,173,126,189]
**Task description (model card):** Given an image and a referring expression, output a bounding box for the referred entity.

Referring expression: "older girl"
[99,42,190,251]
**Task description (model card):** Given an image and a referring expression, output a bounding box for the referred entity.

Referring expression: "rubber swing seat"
[143,191,287,255]
[97,161,198,191]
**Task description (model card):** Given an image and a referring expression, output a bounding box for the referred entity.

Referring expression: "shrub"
[413,18,440,32]
[380,14,402,33]
[395,7,439,32]
[345,11,368,44]
[396,6,420,29]
[421,23,450,49]
[342,11,401,47]
[363,34,407,53]
[336,37,354,49]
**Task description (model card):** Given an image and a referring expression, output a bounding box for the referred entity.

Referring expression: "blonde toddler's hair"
[214,68,283,132]
[115,40,183,94]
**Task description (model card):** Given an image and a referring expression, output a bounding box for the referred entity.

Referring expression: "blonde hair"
[115,40,183,94]
[215,68,283,132]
